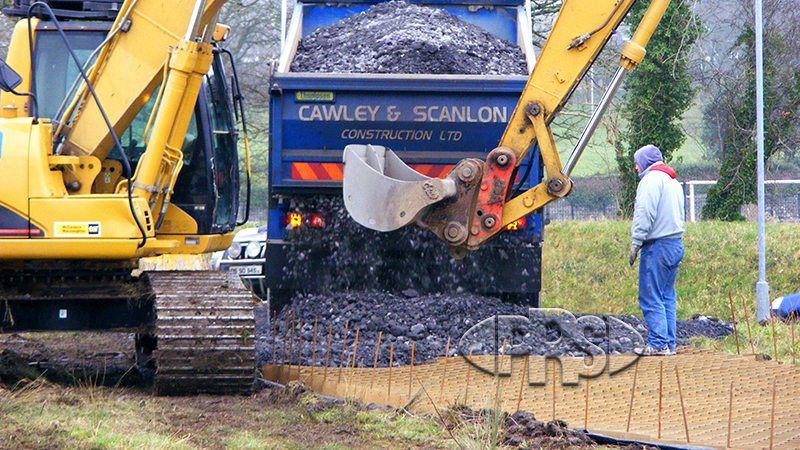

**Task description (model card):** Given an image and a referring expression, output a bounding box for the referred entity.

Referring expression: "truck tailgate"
[269,73,533,190]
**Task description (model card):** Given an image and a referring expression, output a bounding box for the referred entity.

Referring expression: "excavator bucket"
[342,145,457,232]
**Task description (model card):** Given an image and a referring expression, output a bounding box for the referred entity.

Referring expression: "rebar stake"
[310,318,318,386]
[675,366,690,443]
[280,313,291,365]
[351,329,360,370]
[626,360,639,433]
[271,310,278,365]
[370,331,382,391]
[322,324,333,384]
[464,350,474,405]
[288,318,296,369]
[741,296,757,357]
[726,380,734,448]
[295,320,304,379]
[769,376,777,449]
[285,313,294,366]
[408,341,415,399]
[349,329,360,396]
[439,337,451,402]
[657,361,663,439]
[387,343,394,403]
[770,317,779,363]
[728,292,741,355]
[337,320,349,385]
[497,338,507,411]
[517,355,529,414]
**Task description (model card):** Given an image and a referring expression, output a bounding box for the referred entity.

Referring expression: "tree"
[615,0,701,217]
[219,0,284,220]
[702,0,800,220]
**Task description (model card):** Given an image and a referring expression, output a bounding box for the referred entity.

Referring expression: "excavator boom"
[343,0,671,255]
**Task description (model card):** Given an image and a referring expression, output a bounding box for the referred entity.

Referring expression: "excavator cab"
[0,0,249,258]
[27,20,241,236]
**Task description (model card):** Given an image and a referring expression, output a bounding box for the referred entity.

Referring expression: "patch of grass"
[356,409,441,443]
[224,431,298,450]
[0,387,191,449]
[309,402,442,445]
[693,316,800,364]
[542,221,800,320]
[0,386,450,449]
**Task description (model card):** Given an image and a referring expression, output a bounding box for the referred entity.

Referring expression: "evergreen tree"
[616,0,701,217]
[702,27,800,220]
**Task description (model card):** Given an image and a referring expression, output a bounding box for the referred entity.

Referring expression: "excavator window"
[203,60,237,230]
[33,29,103,119]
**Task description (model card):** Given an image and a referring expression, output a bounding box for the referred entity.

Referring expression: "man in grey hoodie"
[629,145,685,356]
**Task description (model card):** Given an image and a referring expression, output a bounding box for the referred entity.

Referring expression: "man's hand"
[628,245,640,267]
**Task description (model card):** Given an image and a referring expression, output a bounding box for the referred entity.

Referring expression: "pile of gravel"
[256,291,733,368]
[291,1,527,75]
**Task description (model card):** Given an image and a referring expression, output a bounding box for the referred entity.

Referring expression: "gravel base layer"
[256,291,733,368]
[291,0,527,74]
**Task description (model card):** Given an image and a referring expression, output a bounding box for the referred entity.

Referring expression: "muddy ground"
[0,372,652,450]
[0,332,146,388]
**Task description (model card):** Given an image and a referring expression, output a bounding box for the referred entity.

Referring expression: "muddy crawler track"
[147,271,257,396]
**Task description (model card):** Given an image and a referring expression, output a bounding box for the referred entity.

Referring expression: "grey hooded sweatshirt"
[631,162,685,248]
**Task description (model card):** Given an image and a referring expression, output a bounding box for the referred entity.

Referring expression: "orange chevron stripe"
[321,163,344,181]
[291,162,455,181]
[292,163,318,180]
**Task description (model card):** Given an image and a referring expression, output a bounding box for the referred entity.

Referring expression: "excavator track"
[146,271,257,396]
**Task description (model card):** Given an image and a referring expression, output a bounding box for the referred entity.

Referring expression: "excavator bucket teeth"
[342,144,457,232]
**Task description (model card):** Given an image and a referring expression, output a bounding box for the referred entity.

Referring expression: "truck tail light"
[286,212,303,229]
[505,216,527,231]
[284,212,326,229]
[309,213,326,229]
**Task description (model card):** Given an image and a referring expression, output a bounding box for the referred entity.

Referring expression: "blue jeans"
[638,238,684,350]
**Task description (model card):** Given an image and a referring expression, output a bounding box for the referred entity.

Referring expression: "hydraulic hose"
[27,2,148,248]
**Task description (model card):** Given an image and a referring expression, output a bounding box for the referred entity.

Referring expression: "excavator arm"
[343,0,671,255]
[56,0,227,225]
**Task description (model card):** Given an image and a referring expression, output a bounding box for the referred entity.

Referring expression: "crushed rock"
[291,1,527,75]
[256,291,733,368]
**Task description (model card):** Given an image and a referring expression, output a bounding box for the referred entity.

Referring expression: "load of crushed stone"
[255,291,733,368]
[291,1,528,75]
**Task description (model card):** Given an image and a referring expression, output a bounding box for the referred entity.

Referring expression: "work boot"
[634,345,672,356]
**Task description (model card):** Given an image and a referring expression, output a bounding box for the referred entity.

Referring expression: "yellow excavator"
[0,0,254,395]
[343,0,671,256]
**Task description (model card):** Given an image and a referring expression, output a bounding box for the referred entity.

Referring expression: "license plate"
[230,265,262,275]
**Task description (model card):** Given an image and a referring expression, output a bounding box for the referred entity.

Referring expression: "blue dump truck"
[260,0,544,307]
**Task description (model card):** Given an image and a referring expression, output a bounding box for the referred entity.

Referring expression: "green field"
[552,102,709,178]
[542,220,800,361]
[541,221,799,320]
